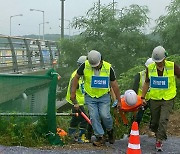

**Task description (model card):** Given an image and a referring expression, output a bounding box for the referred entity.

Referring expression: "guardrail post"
[7,36,18,72]
[36,40,45,68]
[46,41,53,66]
[24,39,33,69]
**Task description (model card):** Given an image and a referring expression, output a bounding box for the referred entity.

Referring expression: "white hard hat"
[124,90,137,106]
[145,58,154,67]
[87,50,101,67]
[152,46,166,62]
[77,56,87,66]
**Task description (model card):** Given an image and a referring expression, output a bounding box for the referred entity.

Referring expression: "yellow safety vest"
[148,60,176,100]
[66,70,84,105]
[138,70,150,100]
[84,60,111,98]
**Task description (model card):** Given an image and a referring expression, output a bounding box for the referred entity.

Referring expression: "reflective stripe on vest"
[84,60,110,98]
[66,70,84,105]
[120,96,142,112]
[138,70,145,96]
[148,60,176,100]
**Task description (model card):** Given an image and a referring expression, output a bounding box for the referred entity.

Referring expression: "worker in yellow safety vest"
[141,46,180,152]
[70,50,121,146]
[133,58,154,125]
[66,55,88,143]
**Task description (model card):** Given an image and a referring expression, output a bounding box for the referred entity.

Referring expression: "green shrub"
[0,116,49,147]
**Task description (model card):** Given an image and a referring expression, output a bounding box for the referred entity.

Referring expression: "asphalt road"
[0,135,180,154]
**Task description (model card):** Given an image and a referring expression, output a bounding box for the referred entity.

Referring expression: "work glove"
[112,100,118,108]
[117,99,122,110]
[73,103,79,110]
[72,100,79,110]
[141,97,147,107]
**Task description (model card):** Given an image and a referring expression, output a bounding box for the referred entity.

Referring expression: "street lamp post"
[30,9,45,40]
[10,14,23,36]
[66,19,71,37]
[39,22,49,39]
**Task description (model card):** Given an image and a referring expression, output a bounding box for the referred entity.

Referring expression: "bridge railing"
[0,35,60,74]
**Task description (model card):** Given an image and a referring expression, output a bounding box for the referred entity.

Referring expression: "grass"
[0,116,49,147]
[0,102,179,147]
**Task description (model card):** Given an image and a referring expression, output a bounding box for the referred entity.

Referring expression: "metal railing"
[0,112,76,116]
[0,35,60,74]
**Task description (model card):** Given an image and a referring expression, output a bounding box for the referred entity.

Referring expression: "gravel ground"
[0,135,180,154]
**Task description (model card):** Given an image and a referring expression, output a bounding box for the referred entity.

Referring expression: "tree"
[154,0,180,54]
[58,2,156,99]
[72,3,154,75]
[57,36,90,100]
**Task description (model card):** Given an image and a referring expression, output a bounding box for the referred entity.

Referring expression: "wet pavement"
[0,135,180,154]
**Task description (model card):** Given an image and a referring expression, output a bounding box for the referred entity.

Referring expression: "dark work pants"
[149,99,174,141]
[135,101,150,125]
[70,105,87,129]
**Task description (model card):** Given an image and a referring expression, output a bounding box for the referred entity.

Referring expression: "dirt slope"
[140,110,180,136]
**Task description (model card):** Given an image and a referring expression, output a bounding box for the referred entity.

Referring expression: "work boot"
[155,140,163,152]
[107,129,115,144]
[93,136,105,146]
[91,135,97,143]
[78,128,86,143]
[78,128,86,137]
[68,128,77,136]
[86,125,93,141]
[68,128,78,142]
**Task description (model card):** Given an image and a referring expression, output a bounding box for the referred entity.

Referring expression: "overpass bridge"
[0,35,60,74]
[0,35,64,114]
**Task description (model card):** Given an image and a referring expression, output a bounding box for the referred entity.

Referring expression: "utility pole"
[113,0,115,13]
[98,0,100,21]
[60,0,65,39]
[112,0,115,18]
[97,0,101,37]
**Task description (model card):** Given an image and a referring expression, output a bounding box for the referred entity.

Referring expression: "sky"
[0,0,172,37]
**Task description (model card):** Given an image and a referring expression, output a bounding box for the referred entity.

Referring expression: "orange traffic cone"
[126,122,141,154]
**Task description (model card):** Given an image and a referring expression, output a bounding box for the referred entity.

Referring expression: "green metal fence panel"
[0,69,63,145]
